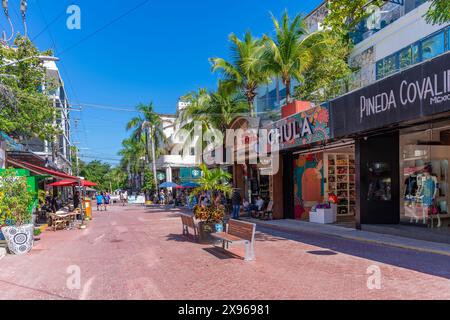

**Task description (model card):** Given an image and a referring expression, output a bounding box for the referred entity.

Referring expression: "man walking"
[96,192,104,211]
[231,188,242,220]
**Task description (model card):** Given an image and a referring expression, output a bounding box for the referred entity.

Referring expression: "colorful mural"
[293,153,325,220]
[268,104,330,151]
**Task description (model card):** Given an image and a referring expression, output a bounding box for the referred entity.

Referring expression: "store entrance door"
[357,131,400,225]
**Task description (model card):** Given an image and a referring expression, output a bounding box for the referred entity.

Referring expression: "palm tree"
[126,102,165,189]
[192,163,233,198]
[179,83,248,133]
[177,84,249,162]
[263,10,313,104]
[118,137,146,191]
[210,32,269,116]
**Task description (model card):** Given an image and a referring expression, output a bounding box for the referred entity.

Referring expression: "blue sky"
[5,0,322,165]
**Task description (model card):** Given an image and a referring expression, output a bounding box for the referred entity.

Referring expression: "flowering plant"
[316,203,331,209]
[193,204,225,223]
[0,169,34,226]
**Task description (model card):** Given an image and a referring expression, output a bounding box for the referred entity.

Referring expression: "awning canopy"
[47,179,97,187]
[7,158,80,181]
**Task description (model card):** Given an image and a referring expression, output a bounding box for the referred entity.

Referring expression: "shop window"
[421,31,445,60]
[400,123,450,231]
[367,162,392,201]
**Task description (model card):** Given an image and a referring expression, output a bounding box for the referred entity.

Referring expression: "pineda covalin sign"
[331,52,450,137]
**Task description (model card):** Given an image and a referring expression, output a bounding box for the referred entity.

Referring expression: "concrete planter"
[198,222,217,244]
[1,224,34,255]
[309,208,335,224]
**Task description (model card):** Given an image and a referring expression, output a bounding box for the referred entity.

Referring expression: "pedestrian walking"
[104,192,111,211]
[120,190,128,206]
[231,188,242,219]
[96,192,104,211]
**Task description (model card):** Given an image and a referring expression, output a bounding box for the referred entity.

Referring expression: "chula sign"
[268,117,313,146]
[360,69,450,122]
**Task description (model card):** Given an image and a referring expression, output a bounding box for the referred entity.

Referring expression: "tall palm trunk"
[149,127,158,190]
[284,77,291,105]
[246,87,257,117]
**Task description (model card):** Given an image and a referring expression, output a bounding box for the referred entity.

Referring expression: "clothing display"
[421,175,437,206]
[404,175,418,197]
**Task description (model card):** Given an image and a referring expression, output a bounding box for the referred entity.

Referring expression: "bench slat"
[227,220,255,242]
[211,232,245,242]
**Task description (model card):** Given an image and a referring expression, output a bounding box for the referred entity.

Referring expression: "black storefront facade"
[330,52,450,238]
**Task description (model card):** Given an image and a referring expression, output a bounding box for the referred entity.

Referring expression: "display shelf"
[325,153,356,216]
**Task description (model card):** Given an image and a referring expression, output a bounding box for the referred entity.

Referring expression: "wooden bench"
[211,219,256,261]
[180,214,198,241]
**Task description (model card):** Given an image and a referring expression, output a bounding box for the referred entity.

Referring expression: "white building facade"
[155,100,200,185]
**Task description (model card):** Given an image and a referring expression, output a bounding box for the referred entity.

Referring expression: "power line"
[31,7,66,42]
[57,0,151,57]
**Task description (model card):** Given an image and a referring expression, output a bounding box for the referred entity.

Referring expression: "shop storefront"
[267,103,353,222]
[330,52,450,237]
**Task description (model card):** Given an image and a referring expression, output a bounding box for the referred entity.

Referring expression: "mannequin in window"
[418,169,438,225]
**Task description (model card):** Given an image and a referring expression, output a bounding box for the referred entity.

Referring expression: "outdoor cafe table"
[53,211,79,229]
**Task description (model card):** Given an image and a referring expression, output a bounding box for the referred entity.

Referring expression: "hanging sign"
[267,104,331,151]
[330,52,450,137]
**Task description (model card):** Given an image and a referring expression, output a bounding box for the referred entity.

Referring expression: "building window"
[190,147,195,156]
[376,60,384,80]
[399,47,412,69]
[384,54,398,77]
[412,43,420,64]
[376,27,449,80]
[421,31,445,60]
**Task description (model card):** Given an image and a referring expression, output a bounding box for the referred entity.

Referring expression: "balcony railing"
[351,0,427,45]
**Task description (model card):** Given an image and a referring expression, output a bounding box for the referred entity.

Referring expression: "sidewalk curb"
[247,219,450,257]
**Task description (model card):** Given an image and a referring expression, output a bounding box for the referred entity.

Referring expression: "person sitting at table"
[243,198,252,212]
[255,196,265,211]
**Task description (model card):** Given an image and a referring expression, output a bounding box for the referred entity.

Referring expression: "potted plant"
[190,164,232,243]
[194,204,225,243]
[309,203,335,224]
[0,169,35,255]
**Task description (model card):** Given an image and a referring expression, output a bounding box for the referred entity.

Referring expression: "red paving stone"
[0,205,449,300]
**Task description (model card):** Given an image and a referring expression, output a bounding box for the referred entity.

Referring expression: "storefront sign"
[331,52,450,137]
[157,172,166,181]
[267,104,331,151]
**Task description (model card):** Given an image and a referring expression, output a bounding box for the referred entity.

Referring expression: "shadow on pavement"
[202,247,242,260]
[166,233,196,243]
[256,226,450,280]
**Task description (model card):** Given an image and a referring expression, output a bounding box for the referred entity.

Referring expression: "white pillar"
[166,166,172,183]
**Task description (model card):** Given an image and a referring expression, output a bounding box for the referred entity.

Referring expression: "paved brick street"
[0,205,449,300]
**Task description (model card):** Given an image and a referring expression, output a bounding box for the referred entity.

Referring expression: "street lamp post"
[0,55,59,68]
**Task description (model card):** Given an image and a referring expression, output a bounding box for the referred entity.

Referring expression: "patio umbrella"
[182,182,200,188]
[158,181,179,188]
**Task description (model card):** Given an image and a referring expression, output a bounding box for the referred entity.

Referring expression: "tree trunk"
[246,88,257,117]
[285,78,291,105]
[150,128,158,190]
